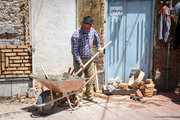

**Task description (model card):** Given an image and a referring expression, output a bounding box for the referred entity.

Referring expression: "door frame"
[105,0,155,84]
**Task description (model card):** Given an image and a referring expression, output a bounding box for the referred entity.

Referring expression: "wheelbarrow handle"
[74,41,112,76]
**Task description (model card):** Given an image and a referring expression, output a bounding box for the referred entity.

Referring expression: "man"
[71,16,102,103]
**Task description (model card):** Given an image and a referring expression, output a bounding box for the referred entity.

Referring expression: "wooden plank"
[103,88,137,95]
[94,65,99,91]
[103,88,157,95]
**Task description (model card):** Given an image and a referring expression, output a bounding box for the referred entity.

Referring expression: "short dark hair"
[82,16,93,25]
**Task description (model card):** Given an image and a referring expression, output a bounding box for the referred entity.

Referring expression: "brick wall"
[153,0,180,92]
[0,0,30,46]
[0,0,31,96]
[0,45,32,79]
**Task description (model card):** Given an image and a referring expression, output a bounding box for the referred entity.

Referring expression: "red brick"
[0,75,5,78]
[13,49,24,52]
[23,60,29,63]
[25,71,31,74]
[136,90,143,98]
[17,75,29,77]
[18,45,29,49]
[6,75,17,78]
[145,84,155,88]
[1,53,5,61]
[13,71,24,74]
[24,56,32,59]
[13,60,23,63]
[17,67,29,70]
[2,62,5,71]
[24,98,30,104]
[6,53,16,56]
[9,57,21,59]
[7,46,17,49]
[17,53,29,56]
[1,49,12,52]
[10,64,21,67]
[146,79,153,84]
[6,57,9,67]
[3,71,13,75]
[25,63,32,67]
[6,68,17,71]
[0,46,7,49]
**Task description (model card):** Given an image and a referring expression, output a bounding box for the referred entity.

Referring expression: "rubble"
[103,77,122,92]
[27,88,36,98]
[103,70,157,98]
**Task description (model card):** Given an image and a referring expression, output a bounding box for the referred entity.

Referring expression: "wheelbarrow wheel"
[36,90,58,115]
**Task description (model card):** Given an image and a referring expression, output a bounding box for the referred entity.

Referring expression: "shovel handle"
[74,41,112,76]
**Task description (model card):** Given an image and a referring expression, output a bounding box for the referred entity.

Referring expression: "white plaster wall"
[34,0,76,75]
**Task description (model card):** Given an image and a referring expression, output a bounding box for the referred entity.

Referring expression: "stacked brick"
[143,79,155,97]
[0,45,32,79]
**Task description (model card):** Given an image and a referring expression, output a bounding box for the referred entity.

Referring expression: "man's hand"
[79,63,85,70]
[98,48,104,54]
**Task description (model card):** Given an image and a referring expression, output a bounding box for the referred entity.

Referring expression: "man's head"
[82,16,93,33]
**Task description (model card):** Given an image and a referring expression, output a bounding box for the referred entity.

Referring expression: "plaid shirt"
[71,27,101,63]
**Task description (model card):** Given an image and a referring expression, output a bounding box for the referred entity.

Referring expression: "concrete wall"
[0,80,32,96]
[33,0,76,75]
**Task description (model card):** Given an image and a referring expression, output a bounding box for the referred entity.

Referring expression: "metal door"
[105,0,154,83]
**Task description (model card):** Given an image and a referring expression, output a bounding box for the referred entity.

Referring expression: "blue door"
[105,0,154,83]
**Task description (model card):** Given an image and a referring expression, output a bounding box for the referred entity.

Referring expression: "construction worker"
[71,16,103,103]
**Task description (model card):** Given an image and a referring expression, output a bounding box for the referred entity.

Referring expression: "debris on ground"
[103,77,122,92]
[103,70,157,99]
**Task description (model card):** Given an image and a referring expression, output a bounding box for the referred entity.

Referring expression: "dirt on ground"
[0,92,179,120]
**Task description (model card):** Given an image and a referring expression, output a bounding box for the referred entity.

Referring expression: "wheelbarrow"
[31,41,112,115]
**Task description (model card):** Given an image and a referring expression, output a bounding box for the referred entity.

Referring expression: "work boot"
[71,95,83,107]
[85,97,98,103]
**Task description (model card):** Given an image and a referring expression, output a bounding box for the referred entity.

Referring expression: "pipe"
[166,0,173,92]
[166,41,170,92]
[30,0,35,88]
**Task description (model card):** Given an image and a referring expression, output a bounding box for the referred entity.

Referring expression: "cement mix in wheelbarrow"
[31,72,83,82]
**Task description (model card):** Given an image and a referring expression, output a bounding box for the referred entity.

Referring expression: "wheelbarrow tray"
[31,74,85,93]
[36,78,85,93]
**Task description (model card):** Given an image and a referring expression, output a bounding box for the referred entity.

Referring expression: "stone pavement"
[0,93,179,120]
